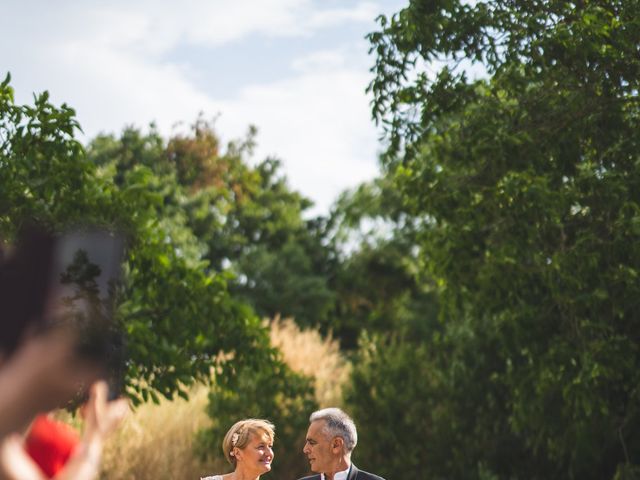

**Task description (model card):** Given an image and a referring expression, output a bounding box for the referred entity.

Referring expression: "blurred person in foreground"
[0,380,128,480]
[0,326,102,440]
[0,225,128,479]
[0,226,97,436]
[299,408,385,480]
[200,418,275,480]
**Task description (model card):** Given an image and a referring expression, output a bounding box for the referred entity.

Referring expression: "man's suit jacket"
[298,464,385,480]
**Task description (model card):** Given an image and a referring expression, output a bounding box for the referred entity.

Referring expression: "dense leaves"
[0,75,273,405]
[327,177,440,347]
[347,1,640,479]
[87,120,337,331]
[0,73,115,231]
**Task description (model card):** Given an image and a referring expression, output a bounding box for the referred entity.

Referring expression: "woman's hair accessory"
[231,432,239,447]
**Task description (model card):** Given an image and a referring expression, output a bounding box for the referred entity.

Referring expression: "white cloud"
[181,0,313,44]
[291,50,348,73]
[15,0,378,55]
[213,59,381,216]
[57,45,215,139]
[141,0,380,47]
[2,0,393,214]
[306,2,379,29]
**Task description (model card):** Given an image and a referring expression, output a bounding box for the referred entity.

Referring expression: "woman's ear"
[233,447,241,461]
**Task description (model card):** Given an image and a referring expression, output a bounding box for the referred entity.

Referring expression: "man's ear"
[332,436,344,452]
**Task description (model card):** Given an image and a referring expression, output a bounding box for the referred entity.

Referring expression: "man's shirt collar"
[321,464,351,480]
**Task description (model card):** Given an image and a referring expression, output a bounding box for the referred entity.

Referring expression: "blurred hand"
[0,327,102,438]
[0,434,44,480]
[82,381,129,442]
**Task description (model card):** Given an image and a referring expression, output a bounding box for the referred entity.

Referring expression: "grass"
[269,317,351,408]
[98,384,223,480]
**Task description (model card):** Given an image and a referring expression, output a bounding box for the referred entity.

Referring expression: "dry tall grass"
[98,384,223,480]
[90,318,350,479]
[269,317,351,408]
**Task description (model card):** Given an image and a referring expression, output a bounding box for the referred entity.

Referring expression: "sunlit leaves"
[356,1,640,478]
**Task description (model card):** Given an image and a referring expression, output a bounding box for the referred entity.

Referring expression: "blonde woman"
[201,419,275,480]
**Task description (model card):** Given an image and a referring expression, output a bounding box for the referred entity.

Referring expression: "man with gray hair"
[298,407,385,480]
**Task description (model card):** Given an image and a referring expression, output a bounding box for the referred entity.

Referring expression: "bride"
[201,419,275,480]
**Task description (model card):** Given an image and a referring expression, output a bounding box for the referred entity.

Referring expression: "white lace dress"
[200,476,223,480]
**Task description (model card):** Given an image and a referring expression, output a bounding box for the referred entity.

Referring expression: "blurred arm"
[0,329,100,439]
[53,381,128,480]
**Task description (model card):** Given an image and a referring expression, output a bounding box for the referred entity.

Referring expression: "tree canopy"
[0,74,274,405]
[346,1,640,479]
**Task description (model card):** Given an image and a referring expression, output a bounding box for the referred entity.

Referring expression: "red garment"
[24,414,80,478]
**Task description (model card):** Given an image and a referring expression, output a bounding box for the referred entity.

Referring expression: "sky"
[1,0,407,216]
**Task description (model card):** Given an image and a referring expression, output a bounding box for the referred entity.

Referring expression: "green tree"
[0,74,273,405]
[87,119,337,330]
[86,117,327,479]
[0,74,116,231]
[327,177,440,348]
[346,1,640,479]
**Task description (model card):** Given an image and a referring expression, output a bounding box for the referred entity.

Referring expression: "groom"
[298,407,385,480]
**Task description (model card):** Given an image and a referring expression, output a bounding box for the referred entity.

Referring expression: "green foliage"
[84,117,333,477]
[219,156,336,329]
[196,352,318,480]
[231,239,336,329]
[87,120,337,330]
[346,1,640,478]
[345,336,437,479]
[0,75,273,405]
[0,73,117,232]
[347,324,553,480]
[327,176,440,348]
